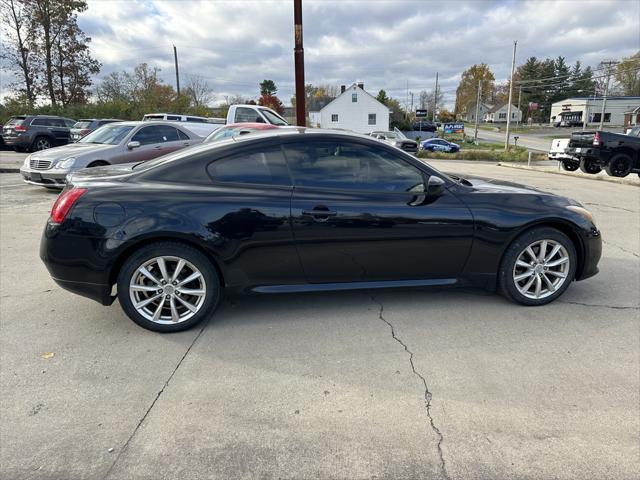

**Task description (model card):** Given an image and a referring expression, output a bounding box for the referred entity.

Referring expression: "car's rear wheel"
[117,242,221,332]
[604,153,632,177]
[32,136,52,151]
[561,160,579,171]
[499,227,577,306]
[579,158,601,174]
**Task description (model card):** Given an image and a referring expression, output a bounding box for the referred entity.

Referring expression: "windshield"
[259,109,288,126]
[79,124,134,145]
[393,127,407,139]
[73,121,92,129]
[381,132,398,139]
[204,127,242,143]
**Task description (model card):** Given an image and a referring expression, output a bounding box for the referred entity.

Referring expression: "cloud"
[76,0,639,108]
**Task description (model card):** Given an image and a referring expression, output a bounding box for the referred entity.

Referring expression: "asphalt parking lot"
[1,158,638,479]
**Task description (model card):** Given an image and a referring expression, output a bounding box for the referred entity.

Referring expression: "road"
[470,127,556,152]
[1,164,638,480]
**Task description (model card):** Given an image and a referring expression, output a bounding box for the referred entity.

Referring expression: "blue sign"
[444,123,464,134]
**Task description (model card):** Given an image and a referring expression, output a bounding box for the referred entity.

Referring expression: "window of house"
[499,113,507,119]
[512,113,516,118]
[352,93,357,102]
[331,114,339,122]
[368,114,376,125]
[592,113,611,123]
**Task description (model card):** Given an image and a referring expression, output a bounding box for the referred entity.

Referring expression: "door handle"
[302,206,337,221]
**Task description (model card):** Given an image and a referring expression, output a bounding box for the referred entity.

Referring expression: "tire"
[87,160,108,168]
[604,153,632,177]
[499,227,577,306]
[561,160,579,171]
[32,136,52,151]
[117,242,221,332]
[579,158,601,174]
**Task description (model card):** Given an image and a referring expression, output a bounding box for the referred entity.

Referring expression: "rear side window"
[176,129,190,140]
[207,146,291,186]
[31,118,53,126]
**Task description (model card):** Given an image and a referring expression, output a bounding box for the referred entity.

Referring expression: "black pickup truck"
[564,126,640,177]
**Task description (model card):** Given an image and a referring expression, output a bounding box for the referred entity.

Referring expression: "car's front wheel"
[499,227,577,306]
[117,242,221,332]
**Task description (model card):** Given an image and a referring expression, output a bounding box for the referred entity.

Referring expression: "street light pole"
[173,45,180,96]
[505,40,517,151]
[293,0,306,126]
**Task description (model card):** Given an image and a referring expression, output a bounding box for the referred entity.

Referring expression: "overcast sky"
[77,0,639,108]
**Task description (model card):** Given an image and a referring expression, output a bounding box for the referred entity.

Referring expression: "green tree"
[259,79,277,96]
[376,89,389,105]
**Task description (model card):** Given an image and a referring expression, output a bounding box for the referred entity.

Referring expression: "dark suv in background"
[70,118,123,142]
[2,115,76,152]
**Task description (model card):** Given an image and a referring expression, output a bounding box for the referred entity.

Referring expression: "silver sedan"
[20,121,202,188]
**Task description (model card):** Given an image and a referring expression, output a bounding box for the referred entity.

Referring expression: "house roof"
[318,83,390,113]
[487,103,520,113]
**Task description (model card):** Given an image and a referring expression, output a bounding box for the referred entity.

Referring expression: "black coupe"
[41,129,601,332]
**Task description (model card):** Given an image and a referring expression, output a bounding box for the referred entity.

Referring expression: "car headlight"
[23,155,31,168]
[566,205,595,224]
[56,157,76,169]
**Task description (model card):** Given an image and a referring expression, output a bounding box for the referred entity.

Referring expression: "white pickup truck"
[548,138,579,171]
[143,105,289,137]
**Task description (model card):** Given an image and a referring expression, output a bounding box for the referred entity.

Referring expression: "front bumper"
[20,167,70,188]
[576,227,602,281]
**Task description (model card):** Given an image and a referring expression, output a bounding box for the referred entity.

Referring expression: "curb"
[497,163,640,187]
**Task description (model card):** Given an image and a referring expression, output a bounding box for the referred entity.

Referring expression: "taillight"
[80,129,90,135]
[50,188,87,224]
[593,131,601,146]
[14,124,27,132]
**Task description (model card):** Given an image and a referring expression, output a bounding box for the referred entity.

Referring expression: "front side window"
[368,113,376,125]
[331,114,339,122]
[234,107,264,123]
[283,141,425,193]
[80,124,134,145]
[132,126,166,145]
[352,93,357,102]
[207,146,291,186]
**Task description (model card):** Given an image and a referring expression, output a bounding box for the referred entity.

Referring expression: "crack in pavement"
[583,202,638,214]
[369,293,451,480]
[101,323,208,480]
[602,240,640,259]
[558,300,639,310]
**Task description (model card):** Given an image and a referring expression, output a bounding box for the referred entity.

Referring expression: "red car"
[203,123,280,143]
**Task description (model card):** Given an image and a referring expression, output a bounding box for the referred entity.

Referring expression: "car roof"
[224,123,280,129]
[102,120,190,128]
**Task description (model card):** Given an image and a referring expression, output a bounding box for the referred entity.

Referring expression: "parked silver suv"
[3,115,76,152]
[20,121,202,188]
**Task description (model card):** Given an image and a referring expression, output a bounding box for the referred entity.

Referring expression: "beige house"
[484,103,522,123]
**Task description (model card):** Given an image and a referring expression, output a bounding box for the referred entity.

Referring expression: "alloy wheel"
[129,256,207,324]
[512,239,570,300]
[35,138,51,150]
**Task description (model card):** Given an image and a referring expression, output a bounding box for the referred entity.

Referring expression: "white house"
[549,96,640,127]
[461,102,492,123]
[484,103,522,123]
[308,83,390,133]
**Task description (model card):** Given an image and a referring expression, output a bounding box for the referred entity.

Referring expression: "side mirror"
[427,176,446,196]
[127,141,140,150]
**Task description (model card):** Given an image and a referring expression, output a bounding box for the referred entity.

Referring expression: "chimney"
[340,85,346,93]
[357,82,364,90]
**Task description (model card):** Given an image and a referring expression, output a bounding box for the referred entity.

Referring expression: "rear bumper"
[50,277,116,305]
[3,135,31,147]
[566,147,610,163]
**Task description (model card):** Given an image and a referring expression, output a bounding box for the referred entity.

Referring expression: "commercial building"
[549,96,640,127]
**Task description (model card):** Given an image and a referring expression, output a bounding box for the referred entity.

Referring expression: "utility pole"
[433,72,439,123]
[516,85,522,127]
[474,79,482,142]
[293,0,306,126]
[410,91,414,113]
[599,60,618,130]
[173,45,180,96]
[504,40,517,151]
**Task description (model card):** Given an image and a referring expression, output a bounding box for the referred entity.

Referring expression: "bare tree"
[0,0,38,104]
[185,74,214,107]
[419,88,443,115]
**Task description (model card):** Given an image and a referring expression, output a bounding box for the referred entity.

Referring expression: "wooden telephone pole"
[293,0,306,126]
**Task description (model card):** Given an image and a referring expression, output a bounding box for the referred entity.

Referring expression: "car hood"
[29,142,116,161]
[453,174,573,201]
